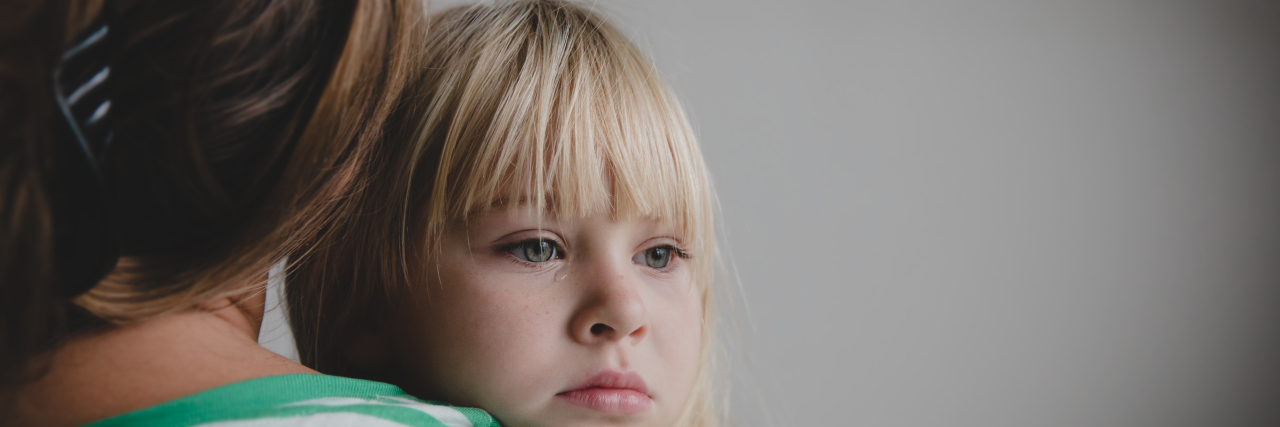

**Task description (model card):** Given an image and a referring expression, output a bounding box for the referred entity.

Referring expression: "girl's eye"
[633,245,683,269]
[506,239,562,263]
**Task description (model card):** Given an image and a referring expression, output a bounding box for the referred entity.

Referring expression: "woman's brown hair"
[0,0,422,384]
[0,0,66,385]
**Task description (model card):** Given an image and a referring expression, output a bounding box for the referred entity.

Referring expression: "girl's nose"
[570,264,648,345]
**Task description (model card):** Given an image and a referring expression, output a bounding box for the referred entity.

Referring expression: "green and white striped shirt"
[83,374,500,427]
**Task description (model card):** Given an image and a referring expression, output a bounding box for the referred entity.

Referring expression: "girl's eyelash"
[496,237,565,267]
[638,244,691,273]
[663,245,692,260]
[496,237,563,250]
[506,256,541,268]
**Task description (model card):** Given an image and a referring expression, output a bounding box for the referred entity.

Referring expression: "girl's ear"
[342,307,393,372]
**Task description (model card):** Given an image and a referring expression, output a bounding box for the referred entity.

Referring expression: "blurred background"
[272,0,1280,425]
[595,1,1280,426]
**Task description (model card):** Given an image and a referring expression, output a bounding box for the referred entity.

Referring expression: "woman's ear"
[342,309,393,372]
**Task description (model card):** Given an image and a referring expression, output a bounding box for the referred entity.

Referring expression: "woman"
[1,1,495,425]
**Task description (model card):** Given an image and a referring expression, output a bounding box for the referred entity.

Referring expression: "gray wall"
[367,1,1280,426]
[592,1,1280,426]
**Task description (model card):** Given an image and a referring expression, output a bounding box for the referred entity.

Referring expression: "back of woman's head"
[107,0,357,268]
[1,0,422,383]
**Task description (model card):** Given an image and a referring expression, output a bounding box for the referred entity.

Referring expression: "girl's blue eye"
[634,245,681,269]
[507,239,561,263]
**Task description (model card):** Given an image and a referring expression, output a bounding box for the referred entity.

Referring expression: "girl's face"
[384,207,704,427]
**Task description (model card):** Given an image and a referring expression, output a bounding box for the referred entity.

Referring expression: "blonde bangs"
[419,2,713,265]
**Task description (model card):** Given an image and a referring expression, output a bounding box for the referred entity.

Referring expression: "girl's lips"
[557,388,651,415]
[556,370,652,415]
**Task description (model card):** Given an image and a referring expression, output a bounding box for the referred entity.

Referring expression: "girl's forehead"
[465,199,681,232]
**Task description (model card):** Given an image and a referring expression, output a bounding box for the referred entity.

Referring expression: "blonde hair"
[288,1,727,425]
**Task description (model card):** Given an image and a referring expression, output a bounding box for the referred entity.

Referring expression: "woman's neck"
[6,290,316,427]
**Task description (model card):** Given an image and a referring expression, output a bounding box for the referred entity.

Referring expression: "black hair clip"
[50,1,120,297]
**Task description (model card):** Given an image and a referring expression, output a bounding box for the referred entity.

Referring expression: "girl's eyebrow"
[483,197,562,216]
[467,200,563,224]
[486,197,520,208]
[484,197,534,211]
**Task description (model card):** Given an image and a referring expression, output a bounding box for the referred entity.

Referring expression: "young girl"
[289,1,727,426]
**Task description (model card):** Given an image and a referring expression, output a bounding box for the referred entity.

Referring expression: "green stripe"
[84,374,499,427]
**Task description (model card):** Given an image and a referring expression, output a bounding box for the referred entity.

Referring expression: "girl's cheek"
[447,275,572,410]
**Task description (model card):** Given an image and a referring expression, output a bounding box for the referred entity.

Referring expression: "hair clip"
[50,1,120,297]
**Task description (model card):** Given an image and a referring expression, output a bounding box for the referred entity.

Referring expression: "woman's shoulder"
[82,374,500,427]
